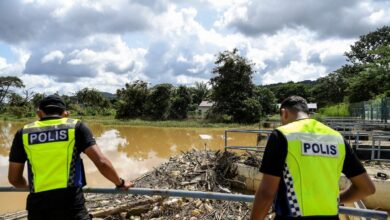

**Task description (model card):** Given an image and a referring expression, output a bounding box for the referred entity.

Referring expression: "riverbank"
[0,114,263,129]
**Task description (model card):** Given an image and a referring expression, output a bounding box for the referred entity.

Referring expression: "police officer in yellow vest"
[250,96,375,220]
[8,95,133,220]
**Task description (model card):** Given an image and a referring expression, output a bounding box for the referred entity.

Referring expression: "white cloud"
[0,57,7,70]
[0,48,30,77]
[216,0,390,38]
[41,50,64,64]
[262,62,327,84]
[0,0,388,93]
[201,0,246,10]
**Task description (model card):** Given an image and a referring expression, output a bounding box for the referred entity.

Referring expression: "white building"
[197,101,214,117]
[307,103,318,112]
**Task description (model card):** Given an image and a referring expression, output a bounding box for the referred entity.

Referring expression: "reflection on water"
[0,121,261,214]
[82,129,167,186]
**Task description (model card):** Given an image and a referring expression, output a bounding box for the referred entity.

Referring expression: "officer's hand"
[123,180,134,189]
[116,179,134,191]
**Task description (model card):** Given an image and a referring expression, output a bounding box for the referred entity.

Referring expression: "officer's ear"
[280,108,288,122]
[36,109,45,119]
[62,111,69,118]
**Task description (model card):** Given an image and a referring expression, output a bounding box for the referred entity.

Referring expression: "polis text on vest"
[28,129,69,145]
[302,142,338,157]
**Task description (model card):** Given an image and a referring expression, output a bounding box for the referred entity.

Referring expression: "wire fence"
[350,97,390,123]
[0,187,388,220]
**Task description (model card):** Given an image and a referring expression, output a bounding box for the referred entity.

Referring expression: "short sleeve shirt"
[260,130,366,178]
[8,117,96,211]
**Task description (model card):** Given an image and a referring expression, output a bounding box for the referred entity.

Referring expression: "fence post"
[362,102,365,120]
[385,98,389,123]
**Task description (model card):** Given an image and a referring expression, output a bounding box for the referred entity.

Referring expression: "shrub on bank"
[319,103,350,117]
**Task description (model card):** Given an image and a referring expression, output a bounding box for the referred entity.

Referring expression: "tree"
[0,76,25,110]
[269,81,310,103]
[348,43,390,102]
[7,93,25,106]
[116,80,149,119]
[76,88,110,109]
[345,26,390,65]
[210,49,261,123]
[30,93,45,109]
[191,82,210,105]
[145,84,173,120]
[254,86,276,115]
[311,71,348,107]
[169,85,192,120]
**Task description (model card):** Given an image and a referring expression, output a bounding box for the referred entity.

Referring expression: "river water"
[0,121,261,214]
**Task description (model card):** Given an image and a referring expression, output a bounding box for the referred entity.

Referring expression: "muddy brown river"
[0,121,260,214]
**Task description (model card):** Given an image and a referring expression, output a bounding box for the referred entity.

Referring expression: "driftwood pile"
[86,150,260,220]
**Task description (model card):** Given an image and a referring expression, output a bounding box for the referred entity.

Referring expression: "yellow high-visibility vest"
[276,119,346,217]
[22,118,78,193]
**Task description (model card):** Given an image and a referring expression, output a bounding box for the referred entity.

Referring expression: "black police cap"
[39,95,66,110]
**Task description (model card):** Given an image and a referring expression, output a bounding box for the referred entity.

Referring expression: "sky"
[0,0,390,94]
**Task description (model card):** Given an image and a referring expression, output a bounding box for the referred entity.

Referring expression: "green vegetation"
[209,49,262,123]
[319,103,350,117]
[83,117,258,128]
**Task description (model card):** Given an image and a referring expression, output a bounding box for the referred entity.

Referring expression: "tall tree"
[145,84,173,120]
[76,88,110,109]
[254,86,277,115]
[191,81,210,105]
[169,85,192,120]
[0,76,25,110]
[116,80,149,119]
[210,49,261,123]
[311,71,348,107]
[348,43,390,102]
[269,81,310,103]
[30,93,45,109]
[7,93,25,107]
[345,26,390,65]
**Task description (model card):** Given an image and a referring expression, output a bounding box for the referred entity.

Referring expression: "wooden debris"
[91,197,163,218]
[85,150,258,219]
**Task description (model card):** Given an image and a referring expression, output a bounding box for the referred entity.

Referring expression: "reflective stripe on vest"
[276,119,346,217]
[22,118,78,193]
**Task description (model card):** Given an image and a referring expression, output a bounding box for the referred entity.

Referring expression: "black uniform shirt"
[260,129,366,220]
[9,116,96,211]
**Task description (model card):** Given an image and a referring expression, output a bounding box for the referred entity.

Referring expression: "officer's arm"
[250,174,280,220]
[8,162,29,189]
[84,144,133,188]
[340,172,375,203]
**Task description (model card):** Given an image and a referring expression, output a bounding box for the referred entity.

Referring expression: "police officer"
[8,95,133,220]
[250,96,375,220]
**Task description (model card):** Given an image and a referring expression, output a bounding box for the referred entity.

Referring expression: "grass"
[318,103,350,117]
[0,114,260,129]
[80,116,260,128]
[1,113,36,123]
[267,114,280,121]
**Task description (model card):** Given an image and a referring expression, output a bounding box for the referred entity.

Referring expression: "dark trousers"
[28,206,91,220]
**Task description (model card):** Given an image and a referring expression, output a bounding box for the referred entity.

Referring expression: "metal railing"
[224,129,272,152]
[0,187,388,219]
[324,117,390,131]
[348,131,390,162]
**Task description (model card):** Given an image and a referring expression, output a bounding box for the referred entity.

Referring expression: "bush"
[205,110,232,123]
[7,106,30,118]
[319,103,350,117]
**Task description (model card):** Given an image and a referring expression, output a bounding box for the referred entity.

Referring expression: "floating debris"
[85,150,258,220]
